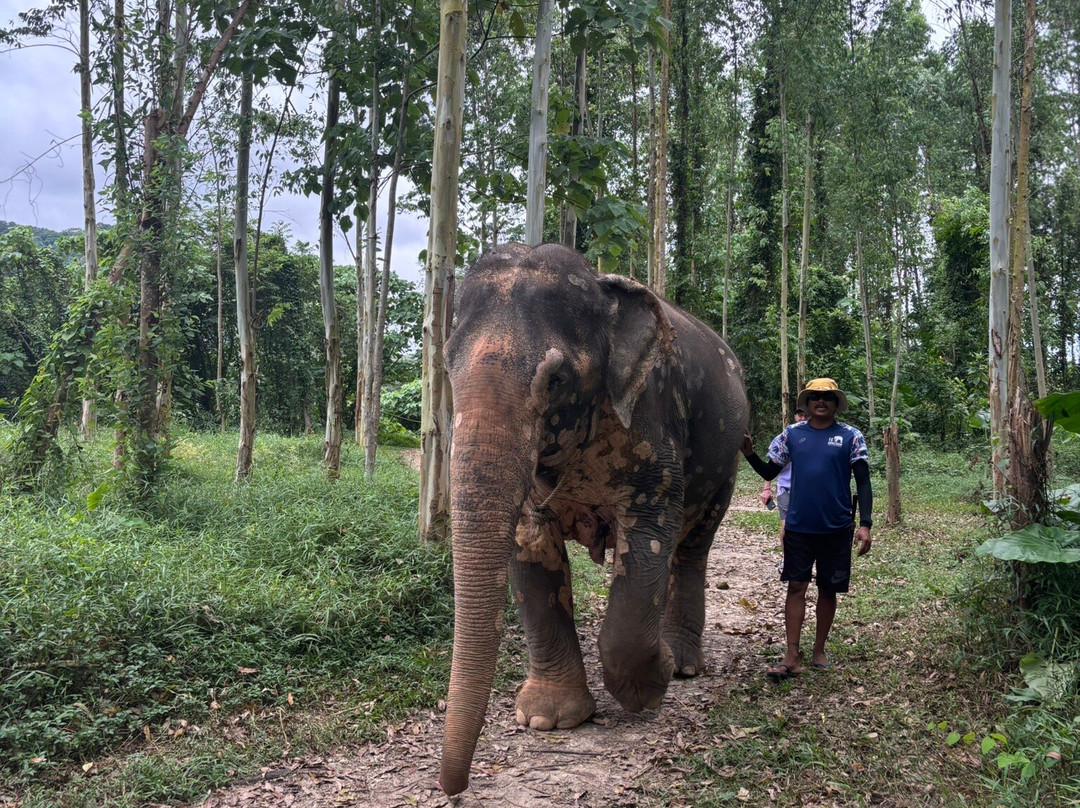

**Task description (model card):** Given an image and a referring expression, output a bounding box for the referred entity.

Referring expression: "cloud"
[0,0,429,286]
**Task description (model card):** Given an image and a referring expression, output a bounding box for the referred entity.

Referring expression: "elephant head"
[438,243,674,796]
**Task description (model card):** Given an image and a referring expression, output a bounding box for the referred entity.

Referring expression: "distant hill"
[0,220,84,247]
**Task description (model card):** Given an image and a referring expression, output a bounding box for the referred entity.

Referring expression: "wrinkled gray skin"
[439,244,748,796]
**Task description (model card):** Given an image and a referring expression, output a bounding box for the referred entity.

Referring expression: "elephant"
[438,243,749,796]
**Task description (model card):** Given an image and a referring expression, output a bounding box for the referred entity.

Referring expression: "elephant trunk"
[439,397,536,796]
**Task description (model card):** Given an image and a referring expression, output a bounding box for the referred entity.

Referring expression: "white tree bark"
[234,73,256,481]
[420,0,467,542]
[722,38,738,341]
[988,0,1012,496]
[319,71,343,479]
[651,0,672,297]
[561,48,587,248]
[525,0,553,247]
[797,114,814,393]
[779,72,790,424]
[79,0,99,438]
[857,229,875,443]
[361,0,383,474]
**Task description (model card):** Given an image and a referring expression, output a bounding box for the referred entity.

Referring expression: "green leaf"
[981,736,997,755]
[87,482,109,511]
[1016,653,1076,703]
[974,524,1080,564]
[1034,391,1080,434]
[946,732,961,746]
[509,10,526,40]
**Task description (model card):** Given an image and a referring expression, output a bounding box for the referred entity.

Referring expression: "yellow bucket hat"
[796,377,848,413]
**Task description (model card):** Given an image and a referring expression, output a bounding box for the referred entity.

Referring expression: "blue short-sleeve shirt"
[767,421,868,533]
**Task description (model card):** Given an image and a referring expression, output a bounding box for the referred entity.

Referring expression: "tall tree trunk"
[630,53,639,278]
[988,0,1012,497]
[883,423,901,524]
[420,0,466,543]
[646,46,657,287]
[797,113,814,393]
[79,0,99,438]
[856,229,875,443]
[1006,0,1048,527]
[369,66,412,464]
[671,0,691,300]
[722,37,738,342]
[109,0,130,468]
[886,218,904,525]
[361,1,383,475]
[355,198,365,441]
[320,70,344,480]
[651,0,671,297]
[1027,244,1047,400]
[234,73,256,482]
[1017,0,1045,401]
[216,179,225,433]
[778,71,790,424]
[153,0,190,447]
[561,48,586,249]
[209,144,226,432]
[112,0,130,206]
[525,0,553,246]
[134,111,166,483]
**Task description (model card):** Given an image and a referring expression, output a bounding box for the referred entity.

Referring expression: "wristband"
[859,519,873,529]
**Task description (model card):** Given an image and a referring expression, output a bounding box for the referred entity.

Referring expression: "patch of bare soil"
[200,495,784,808]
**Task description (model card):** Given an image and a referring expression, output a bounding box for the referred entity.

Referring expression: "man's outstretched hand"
[740,432,755,457]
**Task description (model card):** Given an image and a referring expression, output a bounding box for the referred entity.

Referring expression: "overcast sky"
[0,0,430,286]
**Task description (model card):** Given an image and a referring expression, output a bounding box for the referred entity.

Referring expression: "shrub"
[381,379,421,432]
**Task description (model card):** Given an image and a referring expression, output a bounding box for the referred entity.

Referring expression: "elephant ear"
[596,274,675,429]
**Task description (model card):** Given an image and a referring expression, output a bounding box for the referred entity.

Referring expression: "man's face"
[806,391,839,420]
[794,409,808,423]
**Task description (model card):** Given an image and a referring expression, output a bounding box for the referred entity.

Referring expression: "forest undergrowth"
[0,429,1077,807]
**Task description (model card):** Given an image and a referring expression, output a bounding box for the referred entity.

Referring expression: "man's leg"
[811,591,837,667]
[779,581,809,672]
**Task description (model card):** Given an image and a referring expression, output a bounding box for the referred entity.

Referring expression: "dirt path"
[201,462,783,808]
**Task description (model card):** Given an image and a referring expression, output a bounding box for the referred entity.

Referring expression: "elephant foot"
[600,641,675,713]
[515,679,596,731]
[667,636,706,678]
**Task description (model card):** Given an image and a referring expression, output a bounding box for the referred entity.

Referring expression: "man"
[741,378,873,679]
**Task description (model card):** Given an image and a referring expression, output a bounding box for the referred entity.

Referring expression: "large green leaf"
[1004,653,1078,704]
[1034,391,1080,434]
[974,524,1080,564]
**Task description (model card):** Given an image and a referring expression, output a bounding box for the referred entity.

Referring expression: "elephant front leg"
[598,499,681,713]
[510,541,595,731]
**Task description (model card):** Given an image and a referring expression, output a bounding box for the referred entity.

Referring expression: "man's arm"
[740,433,784,481]
[852,459,872,555]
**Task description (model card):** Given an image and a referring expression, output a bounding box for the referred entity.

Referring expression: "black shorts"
[781,527,853,594]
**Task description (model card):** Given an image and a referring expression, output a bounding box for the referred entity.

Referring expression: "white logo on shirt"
[828,436,843,447]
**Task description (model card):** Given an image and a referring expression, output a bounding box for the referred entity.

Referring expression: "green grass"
[0,429,452,805]
[3,432,1076,806]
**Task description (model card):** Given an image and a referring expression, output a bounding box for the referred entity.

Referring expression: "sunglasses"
[807,392,838,402]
